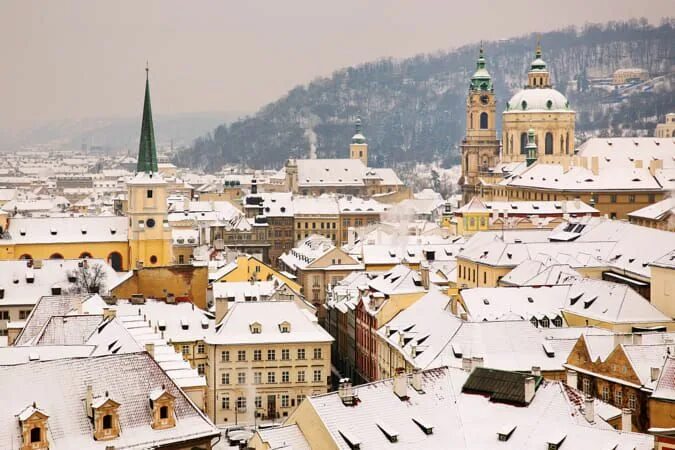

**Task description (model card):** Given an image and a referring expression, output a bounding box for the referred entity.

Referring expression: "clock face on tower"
[480,95,490,105]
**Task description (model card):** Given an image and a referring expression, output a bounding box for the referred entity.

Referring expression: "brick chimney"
[524,377,536,404]
[566,369,578,388]
[621,408,632,432]
[584,395,594,423]
[393,368,408,399]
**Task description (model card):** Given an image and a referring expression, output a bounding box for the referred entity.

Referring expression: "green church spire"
[137,64,158,174]
[470,43,493,92]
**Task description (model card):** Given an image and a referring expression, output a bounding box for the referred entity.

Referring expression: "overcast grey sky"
[0,1,671,129]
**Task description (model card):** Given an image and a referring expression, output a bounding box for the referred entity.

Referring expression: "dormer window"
[51,287,61,295]
[49,228,57,236]
[250,322,262,334]
[149,387,176,430]
[92,393,120,441]
[18,404,49,450]
[279,321,291,333]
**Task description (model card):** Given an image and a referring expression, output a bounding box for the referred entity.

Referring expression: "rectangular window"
[237,372,246,384]
[236,397,246,411]
[221,350,230,362]
[221,373,230,385]
[181,345,190,356]
[268,349,276,361]
[615,389,623,407]
[147,189,153,198]
[281,394,289,408]
[221,396,229,409]
[197,363,205,375]
[0,311,10,320]
[281,349,290,360]
[313,348,322,360]
[610,194,617,203]
[197,343,205,354]
[254,372,262,384]
[267,371,276,384]
[282,371,290,383]
[297,394,306,405]
[255,396,262,409]
[582,378,590,395]
[628,393,637,411]
[178,254,185,264]
[602,385,610,402]
[253,349,262,361]
[297,370,305,382]
[313,369,322,382]
[297,348,305,360]
[237,350,246,361]
[628,195,636,203]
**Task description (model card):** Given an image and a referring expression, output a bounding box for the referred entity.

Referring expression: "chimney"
[103,308,116,320]
[648,159,663,176]
[462,357,472,371]
[590,156,599,175]
[251,179,258,194]
[86,385,93,418]
[411,369,424,392]
[460,312,468,321]
[338,378,355,405]
[531,366,541,376]
[384,325,390,337]
[584,395,595,423]
[651,366,661,382]
[393,368,408,399]
[524,377,536,404]
[566,369,578,388]
[450,296,458,316]
[420,262,430,290]
[410,345,417,358]
[621,408,632,432]
[472,356,484,369]
[215,297,229,324]
[145,343,155,358]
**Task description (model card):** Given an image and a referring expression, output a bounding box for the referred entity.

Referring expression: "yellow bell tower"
[127,66,173,268]
[460,45,500,203]
[349,116,368,166]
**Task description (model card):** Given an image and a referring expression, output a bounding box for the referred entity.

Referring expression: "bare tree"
[68,263,107,294]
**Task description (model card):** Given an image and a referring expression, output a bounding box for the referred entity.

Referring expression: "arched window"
[520,132,528,154]
[103,414,113,430]
[160,405,169,419]
[479,112,488,129]
[30,427,41,443]
[79,252,92,259]
[545,132,554,155]
[107,252,123,271]
[49,253,64,260]
[19,254,33,260]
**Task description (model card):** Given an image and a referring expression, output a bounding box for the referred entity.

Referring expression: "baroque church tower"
[349,116,368,166]
[127,66,173,268]
[460,46,500,203]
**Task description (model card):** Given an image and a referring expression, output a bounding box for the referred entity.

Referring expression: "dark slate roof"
[462,367,542,405]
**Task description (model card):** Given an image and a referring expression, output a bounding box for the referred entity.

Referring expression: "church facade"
[459,43,670,219]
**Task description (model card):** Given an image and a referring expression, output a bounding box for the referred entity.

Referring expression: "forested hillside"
[176,19,674,172]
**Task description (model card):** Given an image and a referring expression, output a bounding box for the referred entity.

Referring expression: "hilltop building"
[278,118,409,201]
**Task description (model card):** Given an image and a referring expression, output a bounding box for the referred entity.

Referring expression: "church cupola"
[349,116,368,166]
[527,39,551,88]
[470,45,493,92]
[525,128,538,166]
